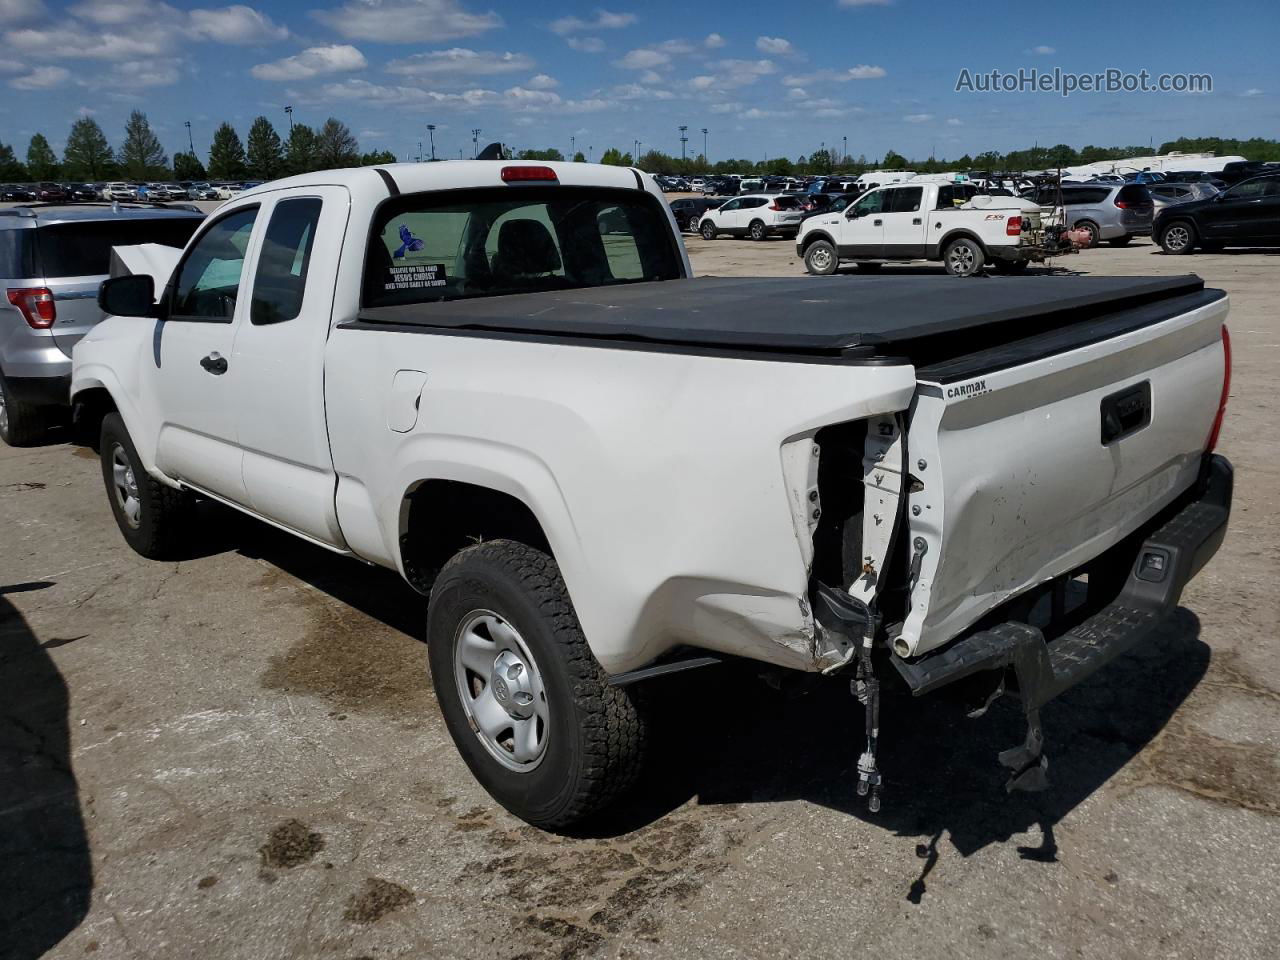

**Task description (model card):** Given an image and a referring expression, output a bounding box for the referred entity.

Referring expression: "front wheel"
[99,413,195,559]
[428,540,647,830]
[700,220,718,241]
[803,240,838,275]
[943,237,986,277]
[749,220,767,241]
[1159,221,1197,255]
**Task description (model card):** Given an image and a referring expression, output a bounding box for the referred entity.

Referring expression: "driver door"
[839,188,887,257]
[715,198,743,232]
[151,203,261,504]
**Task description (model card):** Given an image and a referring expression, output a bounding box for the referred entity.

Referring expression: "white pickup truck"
[72,161,1232,828]
[798,180,1068,276]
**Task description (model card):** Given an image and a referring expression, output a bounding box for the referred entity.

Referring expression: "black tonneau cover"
[355,275,1215,360]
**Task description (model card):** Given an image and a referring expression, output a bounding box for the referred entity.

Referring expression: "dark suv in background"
[1155,172,1280,255]
[0,204,204,445]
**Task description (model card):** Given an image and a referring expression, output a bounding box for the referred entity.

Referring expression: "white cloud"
[655,38,693,54]
[695,58,776,90]
[311,77,612,114]
[549,9,635,35]
[709,101,741,114]
[188,6,290,44]
[704,32,725,48]
[567,35,604,52]
[251,44,366,81]
[1028,44,1055,55]
[77,104,96,116]
[609,82,673,101]
[0,0,45,23]
[1241,88,1263,97]
[101,58,182,88]
[615,47,668,69]
[787,87,806,99]
[527,73,557,89]
[740,107,777,119]
[639,69,662,84]
[784,64,885,85]
[385,48,533,78]
[4,25,167,60]
[946,117,962,126]
[903,113,933,123]
[755,36,792,55]
[847,63,885,79]
[11,64,68,88]
[312,0,502,44]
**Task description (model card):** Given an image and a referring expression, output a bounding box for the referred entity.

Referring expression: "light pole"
[184,120,194,157]
[284,105,293,133]
[570,135,575,159]
[842,135,847,168]
[427,124,436,160]
[588,145,593,162]
[633,139,639,163]
[471,128,481,158]
[416,141,423,162]
[679,125,688,163]
[701,127,708,164]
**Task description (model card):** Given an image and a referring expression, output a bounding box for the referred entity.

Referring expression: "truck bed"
[355,275,1221,362]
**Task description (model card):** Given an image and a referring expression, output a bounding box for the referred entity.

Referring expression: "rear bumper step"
[891,454,1232,708]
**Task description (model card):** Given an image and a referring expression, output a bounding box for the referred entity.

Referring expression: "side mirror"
[846,207,862,219]
[98,274,158,318]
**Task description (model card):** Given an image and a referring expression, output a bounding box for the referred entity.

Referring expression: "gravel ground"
[2,232,1277,960]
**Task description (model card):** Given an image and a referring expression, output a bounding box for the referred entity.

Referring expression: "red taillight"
[1115,200,1130,208]
[1206,325,1231,452]
[768,201,781,210]
[500,165,557,182]
[1006,216,1022,236]
[6,287,56,329]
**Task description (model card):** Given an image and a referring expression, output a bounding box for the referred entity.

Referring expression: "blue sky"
[2,0,1276,164]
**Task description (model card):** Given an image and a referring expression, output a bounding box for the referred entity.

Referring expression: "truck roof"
[357,275,1217,362]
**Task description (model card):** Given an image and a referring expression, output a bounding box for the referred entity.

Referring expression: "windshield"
[362,186,683,308]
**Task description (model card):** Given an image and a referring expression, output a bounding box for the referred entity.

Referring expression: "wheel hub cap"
[490,650,536,720]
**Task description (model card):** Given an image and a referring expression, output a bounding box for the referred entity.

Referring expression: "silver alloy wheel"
[751,221,765,240]
[1164,224,1191,252]
[453,609,549,772]
[947,242,977,276]
[110,443,142,528]
[807,245,833,273]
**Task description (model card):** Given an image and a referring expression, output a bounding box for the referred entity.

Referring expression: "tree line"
[520,135,1280,177]
[0,111,397,183]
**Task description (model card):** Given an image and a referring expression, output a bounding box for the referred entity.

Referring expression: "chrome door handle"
[200,352,228,375]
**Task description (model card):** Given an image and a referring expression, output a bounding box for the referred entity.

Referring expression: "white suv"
[698,193,805,241]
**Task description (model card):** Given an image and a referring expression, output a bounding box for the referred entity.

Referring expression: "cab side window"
[891,187,923,213]
[251,198,322,325]
[170,207,258,321]
[852,190,885,216]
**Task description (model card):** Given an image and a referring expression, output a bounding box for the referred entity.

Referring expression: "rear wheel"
[943,237,985,277]
[749,219,767,241]
[1074,220,1100,248]
[803,240,838,275]
[1159,220,1197,255]
[99,413,195,559]
[687,214,702,233]
[428,540,647,830]
[700,220,718,240]
[0,373,47,447]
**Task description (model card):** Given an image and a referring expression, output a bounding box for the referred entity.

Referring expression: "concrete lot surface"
[2,236,1278,959]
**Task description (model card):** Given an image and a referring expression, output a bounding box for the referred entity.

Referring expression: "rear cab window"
[362,186,682,308]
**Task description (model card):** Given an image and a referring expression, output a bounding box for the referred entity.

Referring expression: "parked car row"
[0,180,266,204]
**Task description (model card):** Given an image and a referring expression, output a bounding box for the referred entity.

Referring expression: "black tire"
[686,215,702,233]
[0,372,47,447]
[855,261,883,273]
[1159,220,1197,255]
[99,413,195,559]
[1074,220,1100,248]
[427,540,647,830]
[749,219,767,241]
[943,237,986,277]
[699,220,717,240]
[803,239,838,275]
[1107,235,1133,247]
[992,259,1028,274]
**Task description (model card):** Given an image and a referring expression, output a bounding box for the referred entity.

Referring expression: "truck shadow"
[0,582,93,959]
[605,610,1207,878]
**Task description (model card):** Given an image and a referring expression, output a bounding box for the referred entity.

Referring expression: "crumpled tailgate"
[898,290,1229,657]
